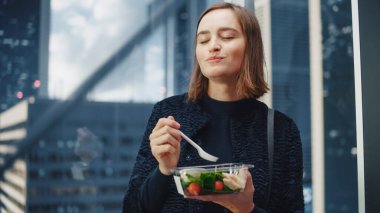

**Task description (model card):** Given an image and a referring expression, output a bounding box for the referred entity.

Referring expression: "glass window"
[0,0,358,212]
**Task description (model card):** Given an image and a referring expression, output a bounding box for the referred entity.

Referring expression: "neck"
[207,81,242,101]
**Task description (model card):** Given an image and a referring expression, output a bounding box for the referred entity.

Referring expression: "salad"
[172,163,253,196]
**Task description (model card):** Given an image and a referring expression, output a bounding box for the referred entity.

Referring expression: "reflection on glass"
[75,127,103,163]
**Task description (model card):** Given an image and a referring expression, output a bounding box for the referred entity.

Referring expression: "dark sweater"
[123,94,304,213]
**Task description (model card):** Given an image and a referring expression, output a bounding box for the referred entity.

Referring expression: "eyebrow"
[196,27,240,37]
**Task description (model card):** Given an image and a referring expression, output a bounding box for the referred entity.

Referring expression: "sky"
[49,0,165,102]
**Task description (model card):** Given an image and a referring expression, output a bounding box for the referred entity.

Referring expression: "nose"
[208,38,221,53]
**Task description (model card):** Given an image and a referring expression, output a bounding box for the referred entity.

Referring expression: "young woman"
[123,2,304,213]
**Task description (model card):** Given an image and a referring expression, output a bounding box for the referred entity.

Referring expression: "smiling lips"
[207,56,225,62]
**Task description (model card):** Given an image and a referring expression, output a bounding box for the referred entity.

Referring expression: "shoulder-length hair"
[187,2,269,101]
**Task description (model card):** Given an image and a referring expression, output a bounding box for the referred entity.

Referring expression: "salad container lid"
[172,163,254,196]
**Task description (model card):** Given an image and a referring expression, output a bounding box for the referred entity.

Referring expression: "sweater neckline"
[200,95,257,117]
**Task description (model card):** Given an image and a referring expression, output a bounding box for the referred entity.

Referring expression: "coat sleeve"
[122,103,162,213]
[280,119,305,212]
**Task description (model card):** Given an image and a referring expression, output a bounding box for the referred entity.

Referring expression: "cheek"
[231,42,246,58]
[196,47,206,65]
[230,47,245,67]
[195,46,203,61]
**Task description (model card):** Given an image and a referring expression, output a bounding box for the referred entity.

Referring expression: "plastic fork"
[179,130,219,162]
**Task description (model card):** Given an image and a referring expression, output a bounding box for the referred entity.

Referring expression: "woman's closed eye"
[198,39,210,44]
[197,36,234,44]
[220,32,237,40]
[221,36,235,40]
[197,34,210,44]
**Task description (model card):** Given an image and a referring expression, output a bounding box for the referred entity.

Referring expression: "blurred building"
[0,0,49,113]
[0,99,153,213]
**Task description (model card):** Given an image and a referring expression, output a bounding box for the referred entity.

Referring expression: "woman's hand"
[186,171,255,213]
[149,116,181,175]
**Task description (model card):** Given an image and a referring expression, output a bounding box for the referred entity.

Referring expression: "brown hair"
[187,2,269,101]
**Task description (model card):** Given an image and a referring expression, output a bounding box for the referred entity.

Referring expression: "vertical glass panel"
[321,0,357,212]
[270,0,312,211]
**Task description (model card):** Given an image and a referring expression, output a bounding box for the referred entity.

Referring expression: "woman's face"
[196,8,246,84]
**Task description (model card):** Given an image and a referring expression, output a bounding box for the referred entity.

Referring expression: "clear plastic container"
[171,163,254,196]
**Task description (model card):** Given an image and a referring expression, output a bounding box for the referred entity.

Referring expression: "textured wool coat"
[123,94,304,213]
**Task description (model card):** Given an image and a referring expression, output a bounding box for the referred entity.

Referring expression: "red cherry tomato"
[187,182,202,196]
[215,180,224,190]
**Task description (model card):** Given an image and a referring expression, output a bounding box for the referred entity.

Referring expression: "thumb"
[244,171,255,193]
[167,116,181,130]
